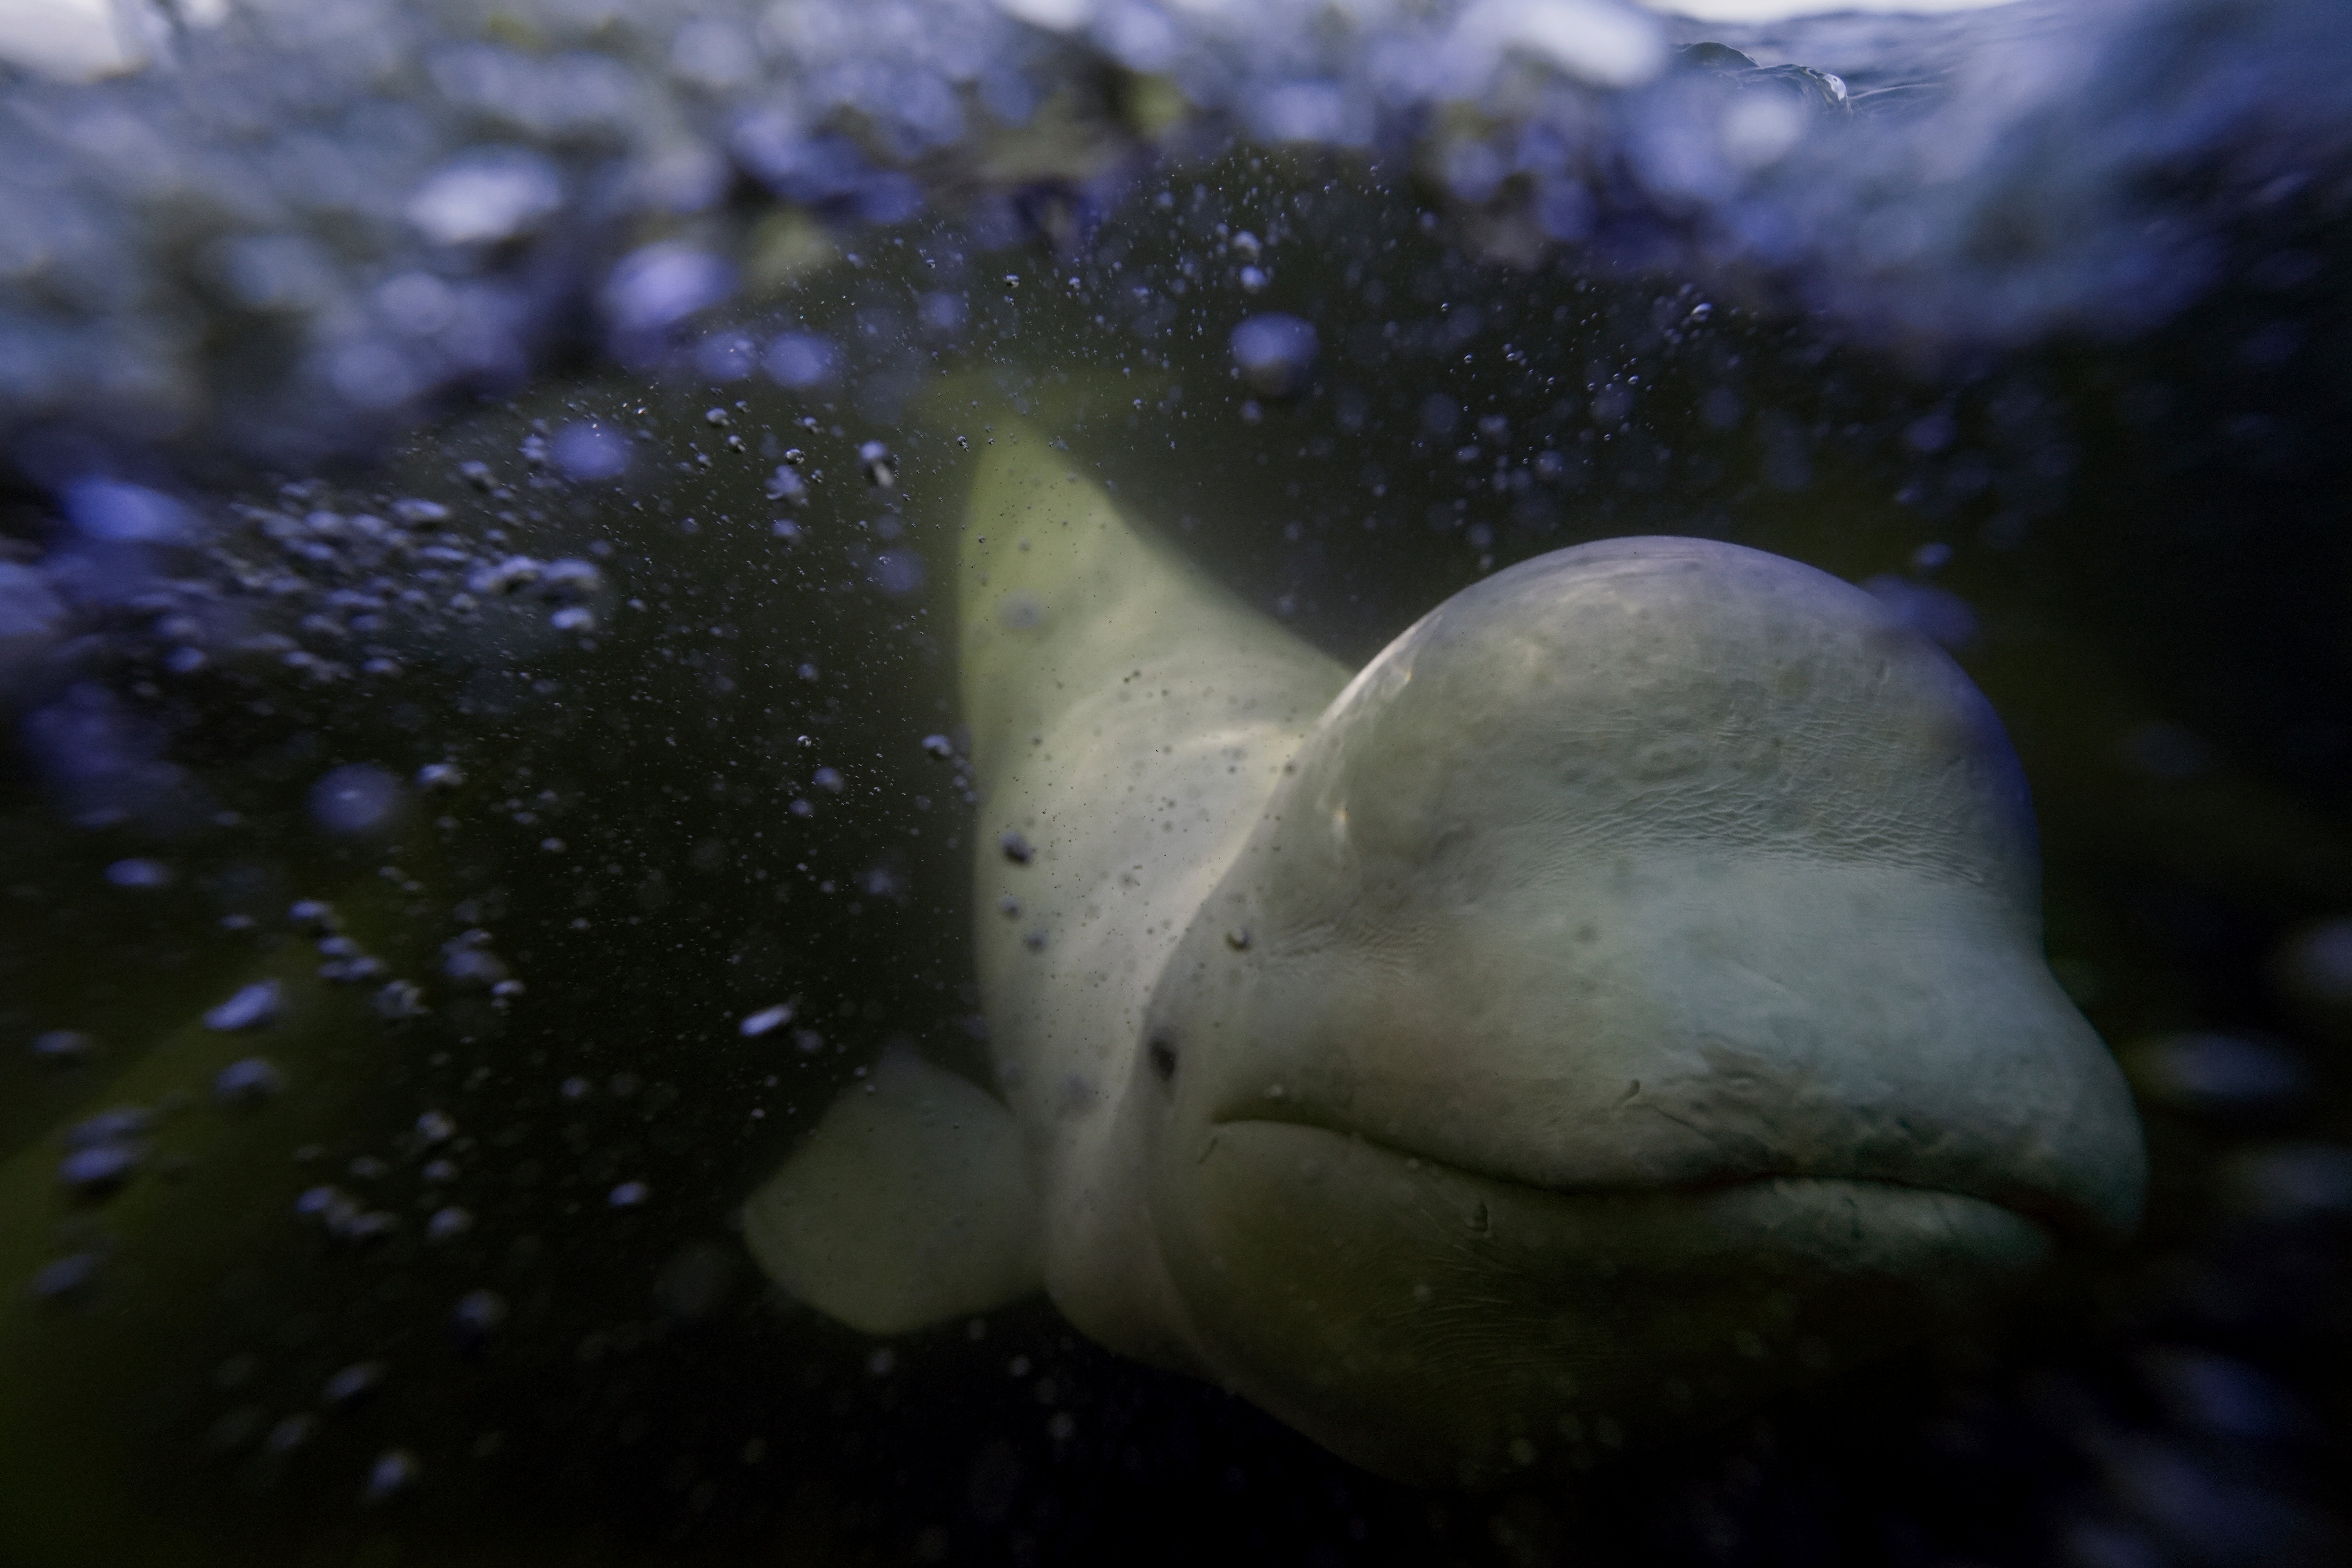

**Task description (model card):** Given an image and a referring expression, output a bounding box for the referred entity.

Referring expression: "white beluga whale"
[745,425,2145,1485]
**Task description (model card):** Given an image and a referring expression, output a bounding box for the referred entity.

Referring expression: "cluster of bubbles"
[14,847,654,1508]
[0,0,2345,487]
[7,451,612,831]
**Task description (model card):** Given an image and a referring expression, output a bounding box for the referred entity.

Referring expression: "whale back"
[956,432,1347,1362]
[746,430,1345,1351]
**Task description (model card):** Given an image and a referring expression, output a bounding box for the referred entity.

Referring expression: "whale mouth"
[1203,1086,2120,1248]
[1157,1117,2057,1485]
[1200,1111,2065,1259]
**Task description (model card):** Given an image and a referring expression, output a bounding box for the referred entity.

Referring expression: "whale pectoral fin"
[742,1051,1043,1335]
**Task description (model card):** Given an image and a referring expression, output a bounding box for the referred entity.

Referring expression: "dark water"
[2,4,2349,1565]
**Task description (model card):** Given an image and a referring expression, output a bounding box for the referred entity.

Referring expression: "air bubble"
[265,1414,315,1455]
[538,555,602,597]
[361,1448,420,1505]
[65,481,196,544]
[603,242,733,338]
[869,549,927,597]
[310,764,401,835]
[214,1058,286,1105]
[550,422,631,481]
[764,332,837,389]
[2126,1033,2309,1114]
[322,1361,386,1408]
[30,1252,101,1301]
[296,1184,350,1220]
[2226,1142,2352,1220]
[406,147,561,247]
[1863,575,1978,650]
[374,981,427,1020]
[341,1211,399,1244]
[291,900,340,932]
[469,555,544,595]
[452,1288,508,1345]
[57,1140,141,1197]
[28,1029,97,1065]
[1230,314,1318,397]
[205,979,282,1032]
[68,1107,150,1148]
[696,333,758,379]
[741,1003,795,1037]
[443,931,511,989]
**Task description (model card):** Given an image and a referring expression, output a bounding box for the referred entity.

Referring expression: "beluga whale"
[744,423,2146,1485]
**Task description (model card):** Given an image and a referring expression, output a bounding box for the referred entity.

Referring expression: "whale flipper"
[742,423,1344,1349]
[743,1050,1042,1335]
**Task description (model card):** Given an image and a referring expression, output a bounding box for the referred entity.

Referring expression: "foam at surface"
[0,0,2342,477]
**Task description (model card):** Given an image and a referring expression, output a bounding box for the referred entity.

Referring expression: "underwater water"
[1,0,2349,1564]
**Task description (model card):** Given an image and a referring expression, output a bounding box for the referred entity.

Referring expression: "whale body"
[745,428,2145,1484]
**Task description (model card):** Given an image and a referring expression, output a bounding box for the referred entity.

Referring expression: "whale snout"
[1151,1109,2058,1484]
[1166,537,2141,1246]
[1137,860,2141,1483]
[1183,853,2143,1250]
[1127,538,2145,1483]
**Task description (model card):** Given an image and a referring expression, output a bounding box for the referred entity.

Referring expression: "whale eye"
[1147,1035,1180,1084]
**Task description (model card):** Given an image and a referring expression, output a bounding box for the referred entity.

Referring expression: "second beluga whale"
[744,424,2145,1485]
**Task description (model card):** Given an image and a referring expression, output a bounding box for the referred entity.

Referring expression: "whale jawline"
[1204,1112,2071,1247]
[1192,1114,2060,1282]
[1157,1117,2056,1483]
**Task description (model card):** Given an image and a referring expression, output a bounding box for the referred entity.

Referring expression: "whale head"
[1123,537,2144,1483]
